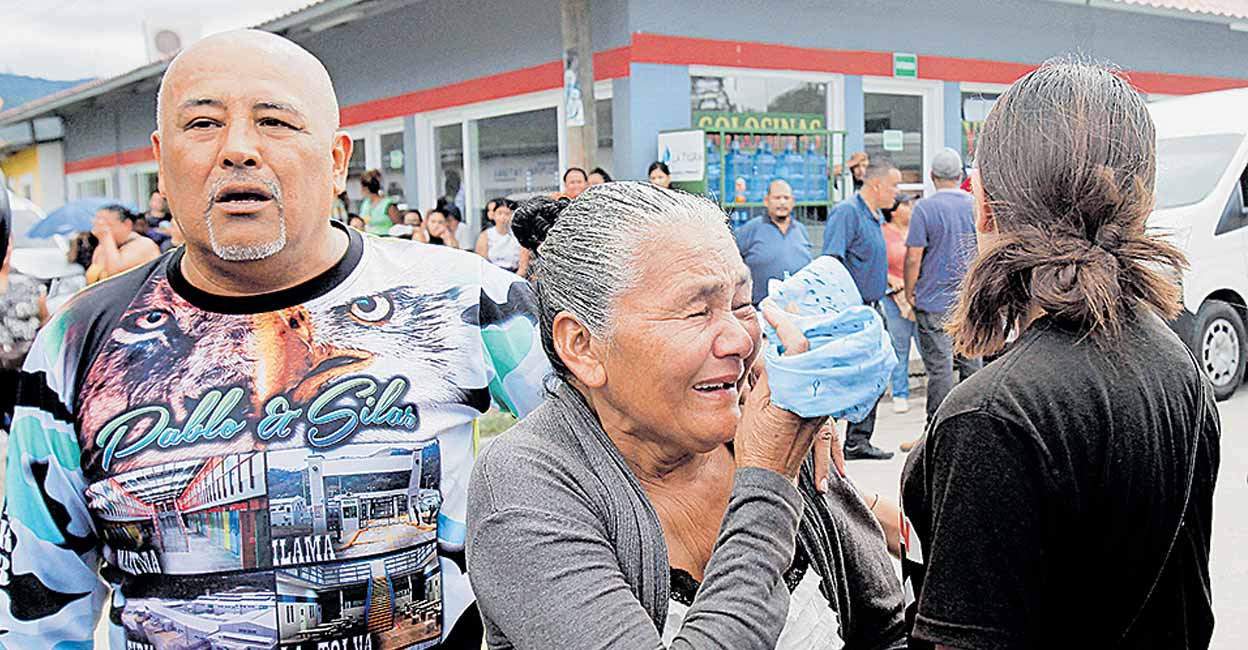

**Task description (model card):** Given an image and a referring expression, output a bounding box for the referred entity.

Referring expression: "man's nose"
[218,121,263,169]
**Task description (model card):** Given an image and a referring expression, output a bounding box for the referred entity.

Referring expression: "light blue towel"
[762,256,897,422]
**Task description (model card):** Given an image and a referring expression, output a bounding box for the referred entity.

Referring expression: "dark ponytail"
[512,196,569,252]
[950,60,1186,357]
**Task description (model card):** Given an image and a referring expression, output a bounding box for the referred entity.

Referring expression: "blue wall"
[62,91,157,164]
[614,63,692,180]
[943,81,962,166]
[844,75,864,158]
[625,0,1248,80]
[52,0,1248,175]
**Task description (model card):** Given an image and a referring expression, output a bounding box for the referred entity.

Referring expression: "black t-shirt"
[900,311,1220,650]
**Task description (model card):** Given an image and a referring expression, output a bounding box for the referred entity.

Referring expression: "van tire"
[1195,300,1246,401]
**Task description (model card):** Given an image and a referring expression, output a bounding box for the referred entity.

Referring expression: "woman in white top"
[475,198,524,275]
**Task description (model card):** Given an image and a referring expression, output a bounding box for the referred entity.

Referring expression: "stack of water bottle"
[707,134,829,226]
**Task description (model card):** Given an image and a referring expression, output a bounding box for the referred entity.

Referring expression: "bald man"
[1,31,549,649]
[735,179,813,305]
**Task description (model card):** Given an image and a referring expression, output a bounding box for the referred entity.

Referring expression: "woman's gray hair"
[517,181,731,381]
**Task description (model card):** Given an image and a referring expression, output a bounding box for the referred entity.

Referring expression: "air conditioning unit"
[142,21,202,62]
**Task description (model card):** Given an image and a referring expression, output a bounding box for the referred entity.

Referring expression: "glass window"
[864,93,923,185]
[1155,134,1244,210]
[130,171,159,209]
[691,75,827,116]
[76,178,107,199]
[472,107,559,205]
[346,136,366,206]
[596,98,614,176]
[435,123,465,215]
[380,131,407,202]
[961,92,1000,165]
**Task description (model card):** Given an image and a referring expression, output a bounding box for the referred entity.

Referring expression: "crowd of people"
[321,158,675,281]
[0,29,1222,650]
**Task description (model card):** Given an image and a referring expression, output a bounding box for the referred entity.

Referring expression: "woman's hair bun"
[513,196,570,251]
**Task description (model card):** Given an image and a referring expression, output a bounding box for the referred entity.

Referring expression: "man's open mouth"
[213,183,275,213]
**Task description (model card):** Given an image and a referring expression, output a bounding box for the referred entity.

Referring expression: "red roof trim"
[64,35,1248,173]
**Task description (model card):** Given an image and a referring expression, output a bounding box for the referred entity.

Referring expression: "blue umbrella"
[25,197,135,239]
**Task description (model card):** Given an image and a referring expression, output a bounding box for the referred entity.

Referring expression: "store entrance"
[864,92,924,189]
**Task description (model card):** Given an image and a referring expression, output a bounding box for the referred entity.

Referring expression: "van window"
[1155,133,1244,210]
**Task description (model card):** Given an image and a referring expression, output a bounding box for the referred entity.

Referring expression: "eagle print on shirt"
[0,232,548,650]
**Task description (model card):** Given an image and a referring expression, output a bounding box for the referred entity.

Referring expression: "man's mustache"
[205,175,284,208]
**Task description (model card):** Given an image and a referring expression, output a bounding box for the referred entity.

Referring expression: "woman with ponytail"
[899,61,1220,650]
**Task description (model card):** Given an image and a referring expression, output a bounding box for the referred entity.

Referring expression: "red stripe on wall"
[629,33,1248,95]
[64,147,153,174]
[339,47,632,127]
[920,54,1248,94]
[593,46,632,82]
[340,60,562,126]
[630,33,891,76]
[919,56,1037,85]
[63,35,1248,173]
[1120,69,1248,95]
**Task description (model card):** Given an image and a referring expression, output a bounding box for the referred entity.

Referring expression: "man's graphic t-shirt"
[0,223,549,649]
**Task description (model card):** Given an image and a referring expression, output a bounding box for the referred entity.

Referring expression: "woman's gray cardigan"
[465,383,905,649]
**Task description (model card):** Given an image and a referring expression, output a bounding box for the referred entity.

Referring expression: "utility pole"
[560,0,597,172]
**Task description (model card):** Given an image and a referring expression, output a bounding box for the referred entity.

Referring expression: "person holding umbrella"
[84,204,160,283]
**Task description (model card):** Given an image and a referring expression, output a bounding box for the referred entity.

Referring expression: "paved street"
[850,388,1248,650]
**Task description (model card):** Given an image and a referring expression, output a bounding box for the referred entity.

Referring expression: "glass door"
[346,136,366,209]
[862,78,944,194]
[434,123,465,214]
[379,130,408,203]
[864,92,924,187]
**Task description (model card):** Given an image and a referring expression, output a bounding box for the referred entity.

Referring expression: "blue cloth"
[735,216,813,305]
[880,296,916,398]
[905,188,978,313]
[761,256,897,421]
[821,193,888,304]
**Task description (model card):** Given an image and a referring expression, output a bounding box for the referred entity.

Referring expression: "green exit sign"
[893,52,917,78]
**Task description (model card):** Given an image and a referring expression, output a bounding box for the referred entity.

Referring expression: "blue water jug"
[706,138,722,200]
[751,139,776,203]
[727,137,753,204]
[805,139,829,202]
[784,138,806,201]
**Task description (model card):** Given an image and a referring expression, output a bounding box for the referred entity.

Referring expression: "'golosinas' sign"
[694,111,825,132]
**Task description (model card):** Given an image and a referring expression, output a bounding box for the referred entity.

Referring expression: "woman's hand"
[812,420,845,493]
[734,303,827,482]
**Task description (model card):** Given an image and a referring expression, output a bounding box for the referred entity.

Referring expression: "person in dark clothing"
[822,159,902,461]
[900,60,1219,650]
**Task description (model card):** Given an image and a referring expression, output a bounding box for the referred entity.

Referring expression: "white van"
[1149,89,1248,400]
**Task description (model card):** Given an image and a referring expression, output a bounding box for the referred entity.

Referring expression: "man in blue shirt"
[736,179,813,306]
[904,147,982,425]
[823,160,901,460]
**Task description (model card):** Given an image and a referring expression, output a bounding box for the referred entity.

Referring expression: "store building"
[2,0,1247,242]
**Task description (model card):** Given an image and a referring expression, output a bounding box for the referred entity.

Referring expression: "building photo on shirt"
[266,443,441,567]
[86,452,272,575]
[118,571,278,650]
[275,540,442,650]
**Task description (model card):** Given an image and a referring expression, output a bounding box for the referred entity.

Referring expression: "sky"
[0,0,313,81]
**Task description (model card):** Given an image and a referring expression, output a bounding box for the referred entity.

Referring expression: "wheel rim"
[1202,317,1241,387]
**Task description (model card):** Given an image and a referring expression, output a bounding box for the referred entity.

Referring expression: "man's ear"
[151,130,165,196]
[552,312,606,388]
[331,131,352,195]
